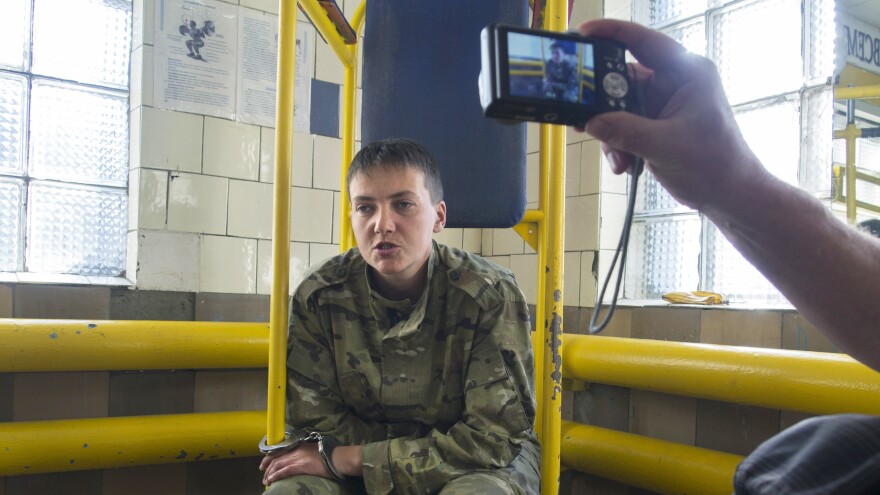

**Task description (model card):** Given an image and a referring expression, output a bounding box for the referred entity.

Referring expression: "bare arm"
[578,19,880,371]
[705,171,880,371]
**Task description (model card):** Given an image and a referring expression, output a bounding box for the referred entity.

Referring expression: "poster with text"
[293,22,315,133]
[237,10,314,131]
[154,0,238,119]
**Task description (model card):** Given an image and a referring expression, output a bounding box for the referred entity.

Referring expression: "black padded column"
[361,1,529,228]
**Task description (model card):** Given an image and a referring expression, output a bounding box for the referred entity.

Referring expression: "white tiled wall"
[129,0,617,303]
[564,195,600,252]
[313,136,343,191]
[129,0,350,294]
[433,228,464,251]
[309,243,340,268]
[463,229,481,253]
[332,191,342,245]
[290,187,334,243]
[600,192,630,251]
[203,118,261,181]
[565,143,582,198]
[228,180,274,239]
[579,250,598,307]
[579,139,602,195]
[315,35,346,85]
[526,152,540,204]
[133,230,200,292]
[200,235,257,294]
[137,107,203,172]
[258,130,315,187]
[257,240,310,295]
[133,168,168,230]
[241,0,279,15]
[509,254,539,303]
[166,173,228,235]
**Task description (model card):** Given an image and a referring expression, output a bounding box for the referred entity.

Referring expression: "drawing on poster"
[156,0,314,129]
[154,0,238,119]
[179,17,217,61]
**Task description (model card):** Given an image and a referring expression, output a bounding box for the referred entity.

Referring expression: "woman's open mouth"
[374,242,398,256]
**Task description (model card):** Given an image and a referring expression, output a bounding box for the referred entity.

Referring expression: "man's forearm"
[704,169,880,371]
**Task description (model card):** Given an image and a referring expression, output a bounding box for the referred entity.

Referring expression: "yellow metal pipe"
[337,0,363,252]
[834,85,880,100]
[845,123,859,223]
[539,2,567,492]
[540,122,565,494]
[514,211,544,252]
[350,0,366,34]
[0,411,264,476]
[298,0,356,67]
[268,0,299,448]
[563,335,880,415]
[532,125,551,442]
[0,319,268,371]
[522,209,544,223]
[532,0,557,451]
[561,421,743,495]
[340,64,356,252]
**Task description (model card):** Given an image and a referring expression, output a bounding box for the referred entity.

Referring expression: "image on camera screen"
[507,31,595,106]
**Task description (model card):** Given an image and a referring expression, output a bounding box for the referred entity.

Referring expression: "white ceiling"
[839,0,880,28]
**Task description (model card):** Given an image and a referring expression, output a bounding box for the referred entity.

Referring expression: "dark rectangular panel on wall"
[311,79,341,138]
[362,0,529,228]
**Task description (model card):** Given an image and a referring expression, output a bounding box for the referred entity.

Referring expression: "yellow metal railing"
[832,84,880,223]
[6,324,880,485]
[561,421,744,495]
[833,164,880,215]
[0,411,264,476]
[563,335,880,416]
[0,320,268,371]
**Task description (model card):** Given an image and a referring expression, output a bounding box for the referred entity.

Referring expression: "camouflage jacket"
[286,242,540,494]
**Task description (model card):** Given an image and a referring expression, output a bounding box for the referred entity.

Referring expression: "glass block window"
[0,0,131,277]
[624,215,702,299]
[627,0,836,304]
[833,112,880,209]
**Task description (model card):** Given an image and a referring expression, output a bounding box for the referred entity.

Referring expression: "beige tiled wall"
[128,0,372,296]
[127,0,615,300]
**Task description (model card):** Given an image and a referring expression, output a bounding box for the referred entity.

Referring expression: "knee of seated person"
[263,475,365,495]
[735,414,880,494]
[438,473,518,495]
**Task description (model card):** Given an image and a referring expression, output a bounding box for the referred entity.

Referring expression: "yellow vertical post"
[532,125,550,441]
[540,1,567,493]
[267,0,298,447]
[845,123,858,224]
[844,95,858,224]
[339,1,366,252]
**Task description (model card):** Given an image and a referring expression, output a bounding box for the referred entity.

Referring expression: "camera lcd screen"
[506,31,596,107]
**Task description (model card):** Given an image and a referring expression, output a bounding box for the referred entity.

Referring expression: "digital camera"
[479,24,637,126]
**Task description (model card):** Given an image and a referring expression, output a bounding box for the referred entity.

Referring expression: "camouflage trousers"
[263,472,524,494]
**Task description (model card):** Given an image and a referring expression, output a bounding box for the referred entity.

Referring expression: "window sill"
[614,298,797,312]
[0,272,134,288]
